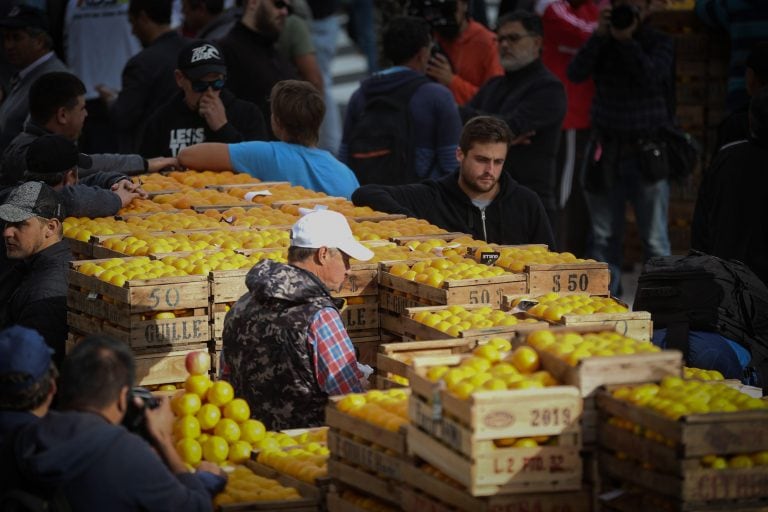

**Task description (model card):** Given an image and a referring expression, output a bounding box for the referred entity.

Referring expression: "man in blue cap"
[0,325,57,445]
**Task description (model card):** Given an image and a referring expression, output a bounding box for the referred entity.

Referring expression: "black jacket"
[111,31,189,152]
[461,60,566,212]
[139,89,267,157]
[692,138,768,286]
[0,239,70,362]
[352,171,555,246]
[218,23,297,136]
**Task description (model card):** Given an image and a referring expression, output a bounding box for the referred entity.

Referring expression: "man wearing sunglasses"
[139,40,268,158]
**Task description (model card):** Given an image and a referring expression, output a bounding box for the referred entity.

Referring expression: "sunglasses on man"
[190,78,226,93]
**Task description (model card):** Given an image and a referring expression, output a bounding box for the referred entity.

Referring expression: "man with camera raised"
[0,335,224,511]
[567,0,674,296]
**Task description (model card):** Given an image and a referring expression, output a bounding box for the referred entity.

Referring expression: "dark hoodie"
[0,410,212,511]
[352,170,555,247]
[339,68,462,181]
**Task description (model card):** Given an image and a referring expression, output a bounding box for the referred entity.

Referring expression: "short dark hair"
[288,245,318,263]
[129,0,173,24]
[459,116,514,153]
[270,80,325,147]
[496,10,543,36]
[58,335,135,411]
[383,17,431,65]
[29,72,86,125]
[0,364,57,411]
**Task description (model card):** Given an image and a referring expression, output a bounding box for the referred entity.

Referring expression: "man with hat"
[0,181,70,361]
[0,325,57,445]
[222,209,373,430]
[0,5,67,151]
[20,134,147,218]
[139,40,267,158]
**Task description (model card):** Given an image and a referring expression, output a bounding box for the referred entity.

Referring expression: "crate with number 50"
[67,258,212,350]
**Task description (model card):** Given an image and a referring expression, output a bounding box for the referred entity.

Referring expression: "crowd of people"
[1,0,768,508]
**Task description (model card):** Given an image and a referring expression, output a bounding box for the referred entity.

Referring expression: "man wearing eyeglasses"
[139,40,268,158]
[461,10,566,239]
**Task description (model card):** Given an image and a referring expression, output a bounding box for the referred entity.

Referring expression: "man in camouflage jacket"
[222,210,373,429]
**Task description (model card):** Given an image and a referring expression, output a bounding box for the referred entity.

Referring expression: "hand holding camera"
[610,4,640,40]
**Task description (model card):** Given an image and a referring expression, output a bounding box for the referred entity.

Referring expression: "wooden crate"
[525,262,610,297]
[600,486,768,512]
[519,328,683,398]
[68,259,211,349]
[333,262,378,298]
[351,339,380,368]
[244,459,330,496]
[377,339,484,381]
[327,430,406,482]
[598,450,768,504]
[328,459,403,507]
[407,425,582,496]
[401,462,592,512]
[134,344,209,386]
[400,304,547,342]
[325,401,408,455]
[389,232,471,245]
[596,390,768,457]
[341,296,379,333]
[326,490,398,512]
[379,263,528,310]
[550,310,652,342]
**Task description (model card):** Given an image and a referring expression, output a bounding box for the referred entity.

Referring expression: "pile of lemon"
[352,243,433,264]
[612,376,768,419]
[351,218,447,241]
[335,388,410,432]
[78,257,183,286]
[389,257,510,288]
[683,366,725,381]
[218,205,298,228]
[424,339,560,399]
[512,292,629,322]
[411,305,537,337]
[172,372,267,468]
[213,465,303,506]
[255,429,329,483]
[527,329,660,367]
[494,246,593,273]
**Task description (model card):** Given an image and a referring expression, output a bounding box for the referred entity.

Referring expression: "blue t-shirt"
[228,141,360,199]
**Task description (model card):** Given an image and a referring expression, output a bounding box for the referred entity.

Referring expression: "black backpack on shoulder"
[346,76,430,186]
[633,251,768,390]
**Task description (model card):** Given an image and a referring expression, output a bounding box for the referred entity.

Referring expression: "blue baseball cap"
[0,325,54,390]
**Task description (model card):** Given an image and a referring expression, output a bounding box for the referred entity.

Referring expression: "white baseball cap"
[290,209,374,261]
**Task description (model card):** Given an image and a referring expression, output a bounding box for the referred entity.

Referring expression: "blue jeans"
[584,154,671,295]
[311,16,342,155]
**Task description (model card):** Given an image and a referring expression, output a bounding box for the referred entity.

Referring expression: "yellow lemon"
[509,346,540,373]
[173,415,201,440]
[223,398,251,423]
[202,435,229,463]
[184,374,213,398]
[196,403,221,431]
[228,440,253,464]
[206,381,235,407]
[176,438,202,465]
[214,418,241,443]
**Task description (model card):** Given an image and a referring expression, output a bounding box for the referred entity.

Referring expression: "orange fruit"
[196,403,221,431]
[202,435,229,463]
[509,346,540,373]
[214,418,241,443]
[223,398,251,423]
[184,374,213,398]
[176,438,202,465]
[240,419,267,444]
[206,381,235,407]
[526,329,556,350]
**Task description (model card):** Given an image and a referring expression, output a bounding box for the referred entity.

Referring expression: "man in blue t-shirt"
[178,80,360,199]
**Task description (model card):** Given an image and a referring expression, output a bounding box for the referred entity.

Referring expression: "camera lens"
[611,4,636,30]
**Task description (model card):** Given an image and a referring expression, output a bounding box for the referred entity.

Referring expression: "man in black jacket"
[461,10,566,232]
[0,182,70,362]
[352,116,554,246]
[139,40,267,158]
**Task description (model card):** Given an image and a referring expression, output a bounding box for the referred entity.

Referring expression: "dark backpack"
[0,489,71,512]
[346,77,430,185]
[633,251,768,390]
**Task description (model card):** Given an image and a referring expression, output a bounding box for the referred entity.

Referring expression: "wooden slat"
[328,430,406,481]
[325,404,408,455]
[327,459,402,506]
[526,262,610,296]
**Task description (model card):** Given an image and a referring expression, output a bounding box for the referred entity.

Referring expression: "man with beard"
[461,10,566,237]
[352,116,554,246]
[409,0,503,105]
[218,0,297,137]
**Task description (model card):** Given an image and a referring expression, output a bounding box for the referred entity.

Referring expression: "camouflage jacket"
[222,259,344,430]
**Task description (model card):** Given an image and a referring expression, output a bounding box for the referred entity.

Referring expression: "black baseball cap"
[177,40,227,81]
[25,134,93,176]
[0,181,65,222]
[0,4,49,32]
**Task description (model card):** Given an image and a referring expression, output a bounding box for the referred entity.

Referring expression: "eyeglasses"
[190,78,226,93]
[496,33,532,45]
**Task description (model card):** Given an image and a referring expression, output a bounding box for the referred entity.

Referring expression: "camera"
[610,4,639,30]
[122,387,160,440]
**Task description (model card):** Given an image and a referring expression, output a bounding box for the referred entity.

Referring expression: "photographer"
[567,0,674,295]
[0,335,224,511]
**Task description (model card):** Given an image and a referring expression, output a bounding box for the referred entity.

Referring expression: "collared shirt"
[17,51,55,82]
[307,307,364,395]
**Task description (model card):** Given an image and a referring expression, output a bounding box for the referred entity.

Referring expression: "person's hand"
[143,396,175,446]
[511,130,536,146]
[112,178,148,199]
[610,16,638,41]
[112,180,145,207]
[197,461,224,476]
[95,84,118,106]
[198,91,227,131]
[596,7,611,36]
[146,157,178,173]
[426,53,454,87]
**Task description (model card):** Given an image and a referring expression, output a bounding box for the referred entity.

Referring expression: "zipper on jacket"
[480,208,488,242]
